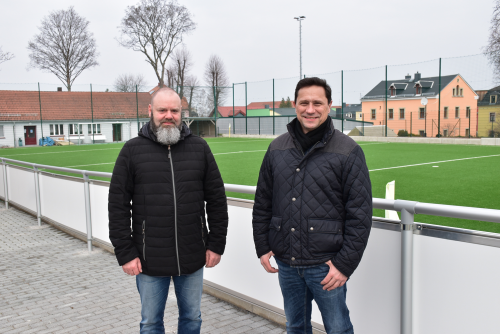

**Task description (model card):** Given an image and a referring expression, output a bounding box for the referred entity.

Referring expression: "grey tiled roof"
[362,74,457,100]
[478,85,500,106]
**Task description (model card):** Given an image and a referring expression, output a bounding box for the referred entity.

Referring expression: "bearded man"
[108,87,228,334]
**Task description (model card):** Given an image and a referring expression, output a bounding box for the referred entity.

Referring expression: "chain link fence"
[0,53,498,147]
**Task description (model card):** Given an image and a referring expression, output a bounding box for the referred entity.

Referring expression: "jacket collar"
[287,117,335,148]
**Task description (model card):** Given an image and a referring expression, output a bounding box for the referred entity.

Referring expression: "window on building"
[455,107,459,118]
[453,88,456,96]
[69,124,83,135]
[419,130,425,136]
[415,84,421,95]
[399,108,405,119]
[390,87,396,97]
[456,85,460,96]
[491,112,496,122]
[49,124,64,136]
[460,88,463,96]
[491,95,497,104]
[87,124,101,134]
[0,125,4,137]
[466,107,470,118]
[419,108,425,119]
[388,109,394,119]
[371,109,376,120]
[443,129,448,136]
[444,107,448,118]
[465,128,470,137]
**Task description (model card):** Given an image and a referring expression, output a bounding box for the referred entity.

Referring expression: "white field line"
[0,147,121,157]
[369,154,500,172]
[207,139,271,144]
[62,150,268,168]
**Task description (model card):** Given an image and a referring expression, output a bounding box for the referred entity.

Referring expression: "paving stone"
[0,201,286,333]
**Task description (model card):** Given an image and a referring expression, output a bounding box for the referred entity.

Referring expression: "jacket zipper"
[142,220,146,261]
[168,145,181,276]
[200,216,205,247]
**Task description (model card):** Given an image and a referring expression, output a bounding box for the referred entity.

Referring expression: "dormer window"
[390,87,396,97]
[491,95,497,104]
[415,84,421,95]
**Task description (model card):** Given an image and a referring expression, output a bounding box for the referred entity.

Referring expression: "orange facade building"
[361,73,478,137]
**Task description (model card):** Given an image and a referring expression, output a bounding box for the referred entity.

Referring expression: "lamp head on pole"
[294,16,306,21]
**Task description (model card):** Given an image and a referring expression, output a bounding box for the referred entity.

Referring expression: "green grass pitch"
[1,138,499,233]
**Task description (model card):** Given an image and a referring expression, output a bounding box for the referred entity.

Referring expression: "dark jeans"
[276,259,354,334]
[136,268,203,334]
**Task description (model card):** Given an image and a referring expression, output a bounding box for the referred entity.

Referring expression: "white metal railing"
[2,158,500,334]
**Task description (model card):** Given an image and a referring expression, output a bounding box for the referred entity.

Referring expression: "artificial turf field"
[1,138,499,233]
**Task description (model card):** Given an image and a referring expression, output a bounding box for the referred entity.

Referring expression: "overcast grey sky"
[0,0,496,100]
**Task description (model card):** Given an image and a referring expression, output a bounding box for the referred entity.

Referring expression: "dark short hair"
[294,77,332,104]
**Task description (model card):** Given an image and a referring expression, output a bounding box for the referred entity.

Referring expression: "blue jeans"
[276,259,353,334]
[136,268,204,334]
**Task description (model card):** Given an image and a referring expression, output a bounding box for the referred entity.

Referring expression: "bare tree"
[27,7,98,91]
[184,75,199,114]
[114,73,146,92]
[171,47,192,98]
[486,1,500,82]
[0,46,14,67]
[165,65,177,88]
[204,54,229,108]
[117,0,195,88]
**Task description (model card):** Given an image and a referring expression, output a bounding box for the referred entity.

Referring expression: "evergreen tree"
[279,98,286,108]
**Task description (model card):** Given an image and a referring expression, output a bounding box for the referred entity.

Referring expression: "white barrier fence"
[1,158,500,334]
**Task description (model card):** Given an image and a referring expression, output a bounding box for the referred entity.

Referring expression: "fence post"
[136,85,140,133]
[91,84,95,144]
[362,114,364,136]
[38,82,44,142]
[83,173,93,252]
[33,166,42,226]
[394,200,417,334]
[232,83,235,134]
[245,82,248,135]
[341,70,344,134]
[273,79,276,135]
[437,58,442,137]
[213,86,218,138]
[410,112,412,137]
[2,159,9,209]
[385,65,388,137]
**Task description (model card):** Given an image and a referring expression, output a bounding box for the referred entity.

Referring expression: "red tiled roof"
[216,106,246,117]
[0,90,155,122]
[246,101,281,110]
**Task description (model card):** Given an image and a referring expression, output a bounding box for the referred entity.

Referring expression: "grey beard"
[156,126,181,145]
[150,120,181,145]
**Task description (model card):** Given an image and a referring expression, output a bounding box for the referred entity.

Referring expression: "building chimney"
[414,72,421,81]
[405,74,411,80]
[57,87,62,92]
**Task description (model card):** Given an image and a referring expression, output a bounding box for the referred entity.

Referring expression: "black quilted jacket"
[252,118,372,277]
[108,123,228,277]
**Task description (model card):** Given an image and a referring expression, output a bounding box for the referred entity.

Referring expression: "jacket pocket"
[268,216,284,256]
[307,219,343,256]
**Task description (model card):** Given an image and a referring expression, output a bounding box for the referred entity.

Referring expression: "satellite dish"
[421,97,428,106]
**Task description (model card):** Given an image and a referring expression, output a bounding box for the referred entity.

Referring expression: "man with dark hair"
[109,88,228,334]
[252,77,372,334]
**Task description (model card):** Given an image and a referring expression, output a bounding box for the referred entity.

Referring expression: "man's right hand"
[260,251,279,273]
[122,257,142,276]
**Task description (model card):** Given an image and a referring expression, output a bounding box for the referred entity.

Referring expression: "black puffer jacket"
[109,123,228,277]
[252,119,372,277]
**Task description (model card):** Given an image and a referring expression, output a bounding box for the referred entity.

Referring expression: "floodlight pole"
[38,83,44,141]
[294,16,306,78]
[91,84,95,144]
[437,58,442,137]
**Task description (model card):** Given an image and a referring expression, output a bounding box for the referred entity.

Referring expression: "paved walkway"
[0,201,285,334]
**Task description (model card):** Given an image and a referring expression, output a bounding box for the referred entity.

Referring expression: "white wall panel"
[0,165,5,198]
[413,235,500,334]
[347,228,401,334]
[90,183,111,244]
[39,174,86,234]
[8,167,36,211]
